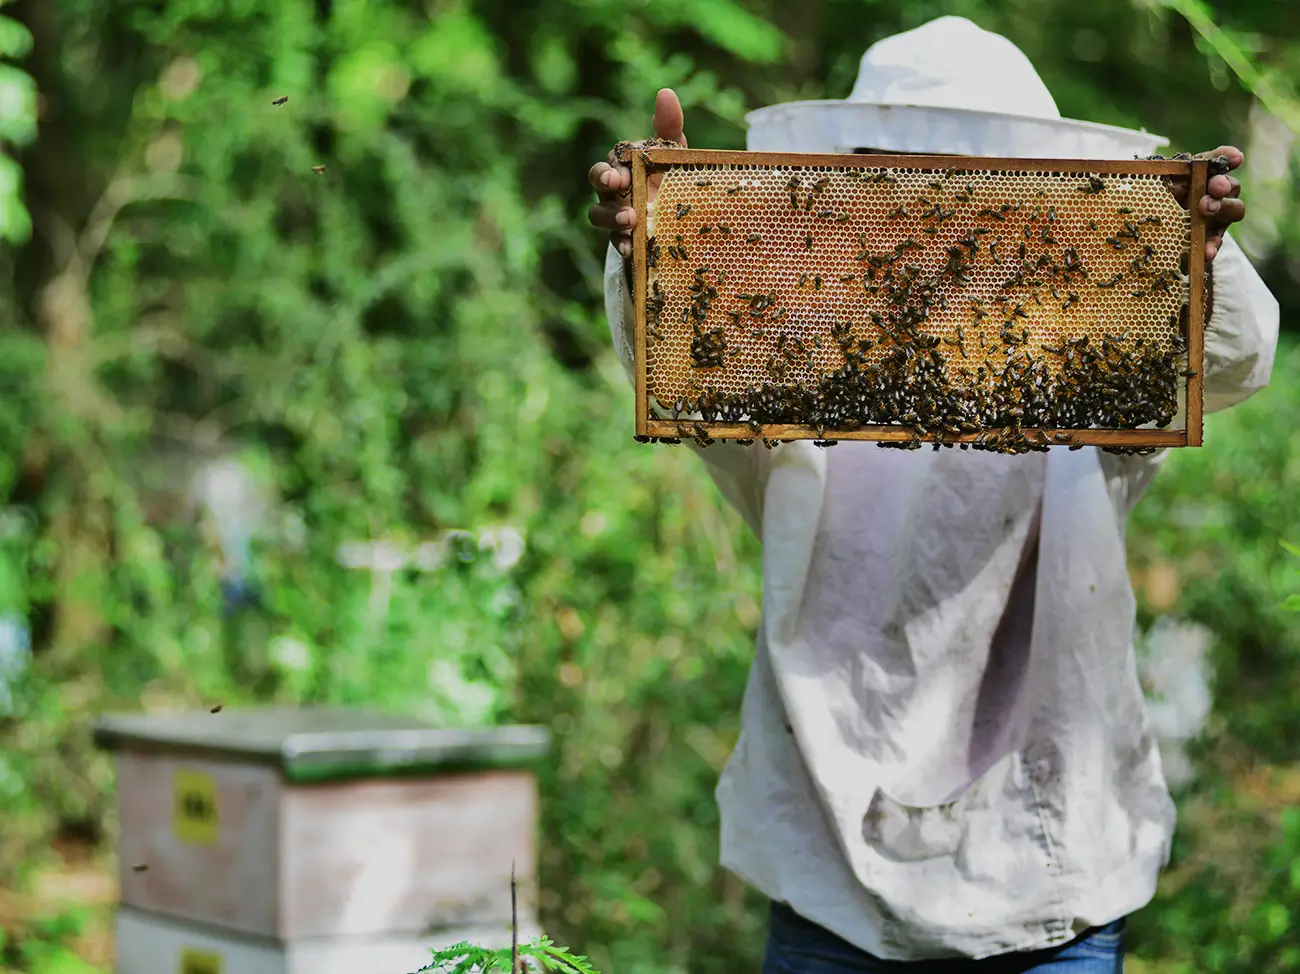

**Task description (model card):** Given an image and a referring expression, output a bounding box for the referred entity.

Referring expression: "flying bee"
[272,95,290,106]
[312,164,327,174]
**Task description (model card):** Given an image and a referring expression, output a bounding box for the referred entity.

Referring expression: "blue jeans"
[763,902,1125,974]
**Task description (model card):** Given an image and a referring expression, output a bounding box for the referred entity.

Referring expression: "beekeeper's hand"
[587,88,687,259]
[1172,146,1246,263]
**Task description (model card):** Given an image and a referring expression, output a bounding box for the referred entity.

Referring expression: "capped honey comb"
[623,147,1210,454]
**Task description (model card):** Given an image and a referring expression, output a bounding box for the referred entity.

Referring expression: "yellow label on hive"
[179,947,223,974]
[172,769,219,846]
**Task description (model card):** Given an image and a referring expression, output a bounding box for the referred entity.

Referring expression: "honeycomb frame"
[626,147,1209,451]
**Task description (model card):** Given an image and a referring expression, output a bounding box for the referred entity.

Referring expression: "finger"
[653,88,687,147]
[1208,174,1239,198]
[589,161,631,199]
[1195,145,1244,170]
[614,231,633,259]
[588,200,636,231]
[1208,196,1246,230]
[1206,240,1220,263]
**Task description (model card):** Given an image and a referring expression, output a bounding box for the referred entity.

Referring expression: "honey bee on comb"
[628,151,1206,453]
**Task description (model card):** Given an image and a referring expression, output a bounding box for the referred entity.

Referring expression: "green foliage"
[0,0,36,244]
[0,1,1297,973]
[419,936,600,974]
[1281,541,1300,611]
[1129,339,1300,760]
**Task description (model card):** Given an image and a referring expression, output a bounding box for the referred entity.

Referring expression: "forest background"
[2,0,1300,972]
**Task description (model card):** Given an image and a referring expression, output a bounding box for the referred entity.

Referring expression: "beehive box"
[93,708,550,942]
[623,146,1213,454]
[114,905,540,974]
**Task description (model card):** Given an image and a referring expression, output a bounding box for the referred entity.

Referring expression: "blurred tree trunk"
[14,0,115,676]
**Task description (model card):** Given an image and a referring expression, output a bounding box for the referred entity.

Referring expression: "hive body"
[628,148,1208,453]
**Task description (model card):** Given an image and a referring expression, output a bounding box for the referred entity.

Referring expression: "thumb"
[653,88,688,147]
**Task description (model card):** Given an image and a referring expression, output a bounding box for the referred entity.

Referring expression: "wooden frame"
[627,148,1209,449]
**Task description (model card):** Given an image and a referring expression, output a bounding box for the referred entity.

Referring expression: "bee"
[1078,176,1105,194]
[818,209,834,219]
[727,184,743,195]
[1088,219,1098,230]
[835,213,852,223]
[696,178,712,187]
[789,193,800,209]
[272,95,290,106]
[718,224,731,235]
[746,234,761,243]
[1118,207,1134,215]
[210,704,223,714]
[928,180,943,191]
[132,864,150,873]
[312,164,327,174]
[634,434,652,443]
[676,203,691,219]
[798,272,809,287]
[813,275,823,290]
[1181,368,1199,378]
[888,206,909,219]
[805,233,814,250]
[699,225,713,234]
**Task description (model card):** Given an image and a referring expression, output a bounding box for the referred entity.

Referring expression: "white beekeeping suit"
[604,16,1278,962]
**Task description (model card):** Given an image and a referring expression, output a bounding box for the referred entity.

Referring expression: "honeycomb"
[625,148,1209,454]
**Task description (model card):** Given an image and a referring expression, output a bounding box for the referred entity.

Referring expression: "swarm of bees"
[631,156,1199,456]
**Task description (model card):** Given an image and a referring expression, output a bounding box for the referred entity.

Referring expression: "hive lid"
[93,706,551,782]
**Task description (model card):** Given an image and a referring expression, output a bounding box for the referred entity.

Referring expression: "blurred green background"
[1,0,1299,972]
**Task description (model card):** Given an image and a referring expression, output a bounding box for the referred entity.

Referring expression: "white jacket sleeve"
[1200,232,1280,414]
[603,243,768,534]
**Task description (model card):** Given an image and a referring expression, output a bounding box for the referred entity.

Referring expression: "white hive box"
[93,707,551,946]
[114,905,541,974]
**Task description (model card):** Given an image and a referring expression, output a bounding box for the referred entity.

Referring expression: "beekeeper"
[587,15,1278,973]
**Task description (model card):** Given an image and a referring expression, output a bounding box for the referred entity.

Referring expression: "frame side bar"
[633,153,649,437]
[1185,159,1208,447]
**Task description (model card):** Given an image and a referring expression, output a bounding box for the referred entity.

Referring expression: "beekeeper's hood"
[746,16,1168,159]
